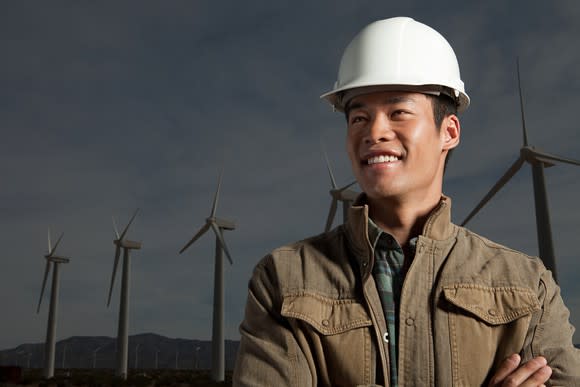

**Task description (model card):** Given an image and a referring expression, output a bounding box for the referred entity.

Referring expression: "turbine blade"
[50,233,64,256]
[461,157,525,226]
[516,58,529,147]
[119,208,139,240]
[179,223,211,254]
[210,222,234,265]
[37,261,51,313]
[47,228,52,253]
[530,149,580,166]
[210,170,223,218]
[325,199,338,232]
[107,246,121,307]
[323,148,338,189]
[338,180,357,194]
[112,216,120,239]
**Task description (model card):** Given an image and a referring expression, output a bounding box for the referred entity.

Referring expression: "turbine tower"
[179,171,235,382]
[37,229,70,379]
[324,149,358,232]
[106,209,141,379]
[461,60,580,282]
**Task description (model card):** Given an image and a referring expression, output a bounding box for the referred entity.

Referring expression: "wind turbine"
[324,149,358,232]
[36,229,70,379]
[179,171,235,382]
[461,59,580,282]
[106,209,141,379]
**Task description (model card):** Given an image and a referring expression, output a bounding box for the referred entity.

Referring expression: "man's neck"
[368,194,442,248]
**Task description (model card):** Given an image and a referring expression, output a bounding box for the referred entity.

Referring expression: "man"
[233,17,580,386]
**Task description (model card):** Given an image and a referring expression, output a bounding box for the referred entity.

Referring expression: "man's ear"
[442,114,460,151]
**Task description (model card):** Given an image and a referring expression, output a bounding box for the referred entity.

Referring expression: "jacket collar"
[345,193,455,257]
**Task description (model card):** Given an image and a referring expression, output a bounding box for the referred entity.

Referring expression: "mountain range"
[0,333,239,371]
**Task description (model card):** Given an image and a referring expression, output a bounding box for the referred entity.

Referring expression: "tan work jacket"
[233,196,580,386]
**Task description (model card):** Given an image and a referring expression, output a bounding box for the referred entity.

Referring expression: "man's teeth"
[367,155,399,165]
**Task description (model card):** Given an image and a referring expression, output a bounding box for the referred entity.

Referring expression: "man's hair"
[428,94,457,130]
[427,94,458,173]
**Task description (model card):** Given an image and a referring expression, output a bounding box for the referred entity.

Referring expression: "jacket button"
[488,309,497,316]
[405,317,415,326]
[382,332,389,343]
[322,319,330,327]
[362,261,368,267]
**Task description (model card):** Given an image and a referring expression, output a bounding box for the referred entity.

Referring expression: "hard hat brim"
[320,83,470,113]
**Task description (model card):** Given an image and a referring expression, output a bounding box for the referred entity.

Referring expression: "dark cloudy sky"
[2,1,580,350]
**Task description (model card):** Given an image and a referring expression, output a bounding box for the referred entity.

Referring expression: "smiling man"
[233,17,580,386]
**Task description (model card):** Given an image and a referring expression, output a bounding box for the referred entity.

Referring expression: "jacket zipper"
[362,247,390,386]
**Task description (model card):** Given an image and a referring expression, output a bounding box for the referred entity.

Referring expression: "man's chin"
[364,187,403,202]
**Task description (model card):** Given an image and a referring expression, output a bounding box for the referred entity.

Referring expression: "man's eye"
[350,116,364,124]
[391,110,409,118]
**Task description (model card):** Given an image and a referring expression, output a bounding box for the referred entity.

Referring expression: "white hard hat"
[321,17,470,113]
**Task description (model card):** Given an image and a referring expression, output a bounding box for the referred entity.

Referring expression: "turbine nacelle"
[329,186,359,202]
[113,239,142,250]
[44,255,70,264]
[207,217,236,231]
[520,145,536,161]
[520,146,556,167]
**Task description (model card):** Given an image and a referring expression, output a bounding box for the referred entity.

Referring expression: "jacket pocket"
[281,293,374,386]
[282,293,372,334]
[442,284,541,387]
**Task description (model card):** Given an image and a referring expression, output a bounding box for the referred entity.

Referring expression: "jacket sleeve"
[526,270,580,385]
[233,255,314,387]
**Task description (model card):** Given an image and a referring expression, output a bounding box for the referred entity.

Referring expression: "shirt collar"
[345,193,454,261]
[367,216,418,255]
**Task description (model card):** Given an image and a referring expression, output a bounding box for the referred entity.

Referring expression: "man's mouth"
[366,155,401,165]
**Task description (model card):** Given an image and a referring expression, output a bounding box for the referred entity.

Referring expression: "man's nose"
[364,114,395,144]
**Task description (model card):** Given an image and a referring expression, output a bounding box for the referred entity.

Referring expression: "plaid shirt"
[368,219,417,387]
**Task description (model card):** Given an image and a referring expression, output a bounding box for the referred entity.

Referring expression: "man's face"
[345,90,459,203]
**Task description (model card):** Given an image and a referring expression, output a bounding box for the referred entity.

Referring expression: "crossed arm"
[490,354,551,387]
